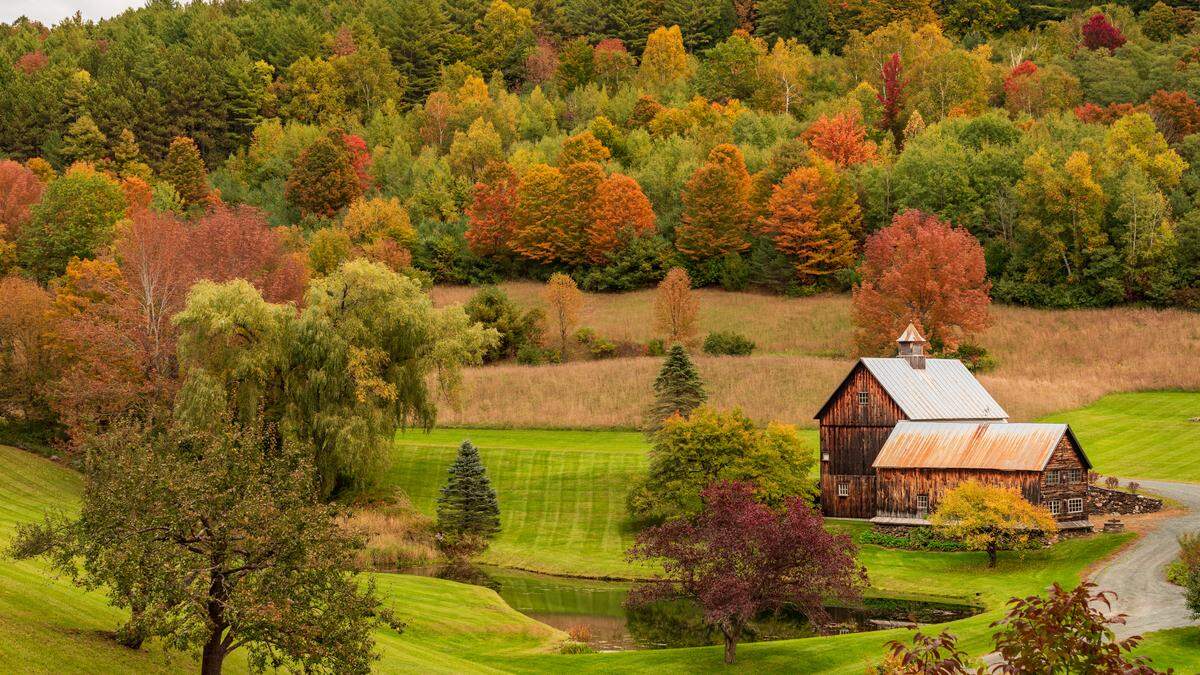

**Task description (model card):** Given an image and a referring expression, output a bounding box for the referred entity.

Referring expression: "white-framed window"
[857,391,869,407]
[1048,500,1062,516]
[1046,470,1059,486]
[837,482,849,497]
[1065,468,1082,483]
[822,452,830,462]
[1067,497,1084,515]
[916,494,929,514]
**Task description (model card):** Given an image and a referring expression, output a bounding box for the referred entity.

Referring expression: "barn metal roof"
[859,358,1008,421]
[872,421,1090,471]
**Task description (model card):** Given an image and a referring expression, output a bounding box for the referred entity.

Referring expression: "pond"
[407,565,981,652]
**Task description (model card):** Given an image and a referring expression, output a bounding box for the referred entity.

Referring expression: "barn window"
[1067,498,1084,515]
[857,391,869,407]
[822,452,830,462]
[1048,500,1062,516]
[916,494,929,514]
[1046,470,1059,485]
[1065,469,1082,483]
[837,482,849,497]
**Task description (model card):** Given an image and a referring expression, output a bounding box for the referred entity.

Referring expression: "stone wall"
[1087,486,1163,515]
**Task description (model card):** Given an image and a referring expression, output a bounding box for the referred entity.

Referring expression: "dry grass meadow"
[431,283,1200,429]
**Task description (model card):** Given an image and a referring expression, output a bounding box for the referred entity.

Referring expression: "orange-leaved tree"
[466,161,520,257]
[852,209,990,355]
[757,163,858,285]
[803,110,877,168]
[588,172,656,263]
[542,272,582,359]
[654,267,699,344]
[676,144,752,260]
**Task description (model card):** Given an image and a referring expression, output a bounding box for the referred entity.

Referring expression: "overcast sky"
[3,1,144,25]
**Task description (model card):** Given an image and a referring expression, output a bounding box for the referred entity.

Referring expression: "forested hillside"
[3,0,1200,308]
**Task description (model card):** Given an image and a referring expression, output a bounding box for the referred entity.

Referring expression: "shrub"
[858,527,967,552]
[1128,481,1140,494]
[558,640,593,654]
[1105,476,1120,490]
[566,624,592,642]
[574,327,618,359]
[703,330,756,356]
[719,253,749,291]
[516,343,558,365]
[1088,471,1100,485]
[646,337,666,356]
[945,342,997,373]
[464,286,542,362]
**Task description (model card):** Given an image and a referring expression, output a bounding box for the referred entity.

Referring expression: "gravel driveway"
[1088,478,1200,638]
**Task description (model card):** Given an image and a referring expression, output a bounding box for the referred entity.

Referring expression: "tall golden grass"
[434,284,1200,428]
[341,494,439,570]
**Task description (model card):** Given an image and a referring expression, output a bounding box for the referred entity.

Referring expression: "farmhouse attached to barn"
[815,325,1091,529]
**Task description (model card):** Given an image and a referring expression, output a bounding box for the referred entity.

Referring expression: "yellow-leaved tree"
[929,480,1058,568]
[542,272,582,359]
[654,267,699,345]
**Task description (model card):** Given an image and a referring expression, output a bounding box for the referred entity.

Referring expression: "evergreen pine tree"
[645,345,707,431]
[60,114,108,166]
[436,441,501,550]
[160,136,209,210]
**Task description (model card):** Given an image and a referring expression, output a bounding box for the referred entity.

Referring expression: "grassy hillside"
[9,443,1190,674]
[1043,391,1200,482]
[431,284,1200,429]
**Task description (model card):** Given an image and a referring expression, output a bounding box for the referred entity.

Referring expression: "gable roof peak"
[897,323,926,344]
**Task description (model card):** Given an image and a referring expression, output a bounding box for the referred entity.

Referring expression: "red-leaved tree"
[877,53,906,147]
[185,205,308,305]
[1081,13,1127,52]
[852,209,991,355]
[1148,89,1200,144]
[804,110,878,168]
[0,159,44,242]
[466,162,520,257]
[627,481,865,664]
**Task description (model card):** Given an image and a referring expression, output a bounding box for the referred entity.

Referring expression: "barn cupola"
[896,323,927,369]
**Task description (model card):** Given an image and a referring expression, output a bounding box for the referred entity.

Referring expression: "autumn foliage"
[0,160,44,240]
[803,110,877,168]
[628,480,865,664]
[653,267,699,344]
[676,144,752,259]
[589,173,656,262]
[466,162,519,257]
[1081,13,1126,52]
[285,135,363,217]
[852,209,991,355]
[877,52,906,145]
[757,163,858,284]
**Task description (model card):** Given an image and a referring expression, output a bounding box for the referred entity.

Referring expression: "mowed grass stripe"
[391,430,653,576]
[1041,391,1200,482]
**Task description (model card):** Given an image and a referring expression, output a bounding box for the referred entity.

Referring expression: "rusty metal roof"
[872,421,1087,471]
[860,358,1008,421]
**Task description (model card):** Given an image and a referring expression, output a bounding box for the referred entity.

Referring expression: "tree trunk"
[200,631,226,675]
[718,620,740,664]
[987,540,998,568]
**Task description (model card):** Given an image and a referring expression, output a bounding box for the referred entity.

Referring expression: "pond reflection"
[407,565,979,652]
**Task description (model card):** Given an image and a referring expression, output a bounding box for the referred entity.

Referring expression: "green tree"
[10,423,389,675]
[629,406,815,522]
[436,440,502,559]
[696,31,766,102]
[660,0,736,51]
[448,118,504,178]
[464,285,543,362]
[160,136,210,210]
[473,0,537,84]
[285,136,362,217]
[173,261,497,498]
[756,0,836,53]
[645,344,707,431]
[18,164,126,282]
[60,114,108,166]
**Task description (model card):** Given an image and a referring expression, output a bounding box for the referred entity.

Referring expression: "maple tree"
[628,480,864,664]
[588,172,656,262]
[676,144,752,259]
[803,110,877,168]
[466,162,520,257]
[184,205,308,305]
[0,276,57,423]
[852,209,991,355]
[929,480,1058,568]
[1147,89,1200,144]
[758,164,858,284]
[513,163,568,263]
[653,267,699,344]
[558,131,611,166]
[541,272,582,358]
[878,52,906,146]
[1081,13,1126,52]
[0,159,44,242]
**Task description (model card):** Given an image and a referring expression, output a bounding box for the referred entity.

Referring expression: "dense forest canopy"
[3,0,1200,308]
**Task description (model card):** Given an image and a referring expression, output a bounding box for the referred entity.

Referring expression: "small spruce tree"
[436,440,501,560]
[645,344,707,431]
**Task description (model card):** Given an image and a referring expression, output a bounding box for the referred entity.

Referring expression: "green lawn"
[1042,391,1200,482]
[1136,627,1200,670]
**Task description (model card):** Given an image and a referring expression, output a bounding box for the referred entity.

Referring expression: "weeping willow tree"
[173,260,497,499]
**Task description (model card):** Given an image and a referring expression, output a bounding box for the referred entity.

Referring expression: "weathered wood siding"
[821,474,876,518]
[818,365,904,517]
[1038,436,1089,521]
[875,468,1041,519]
